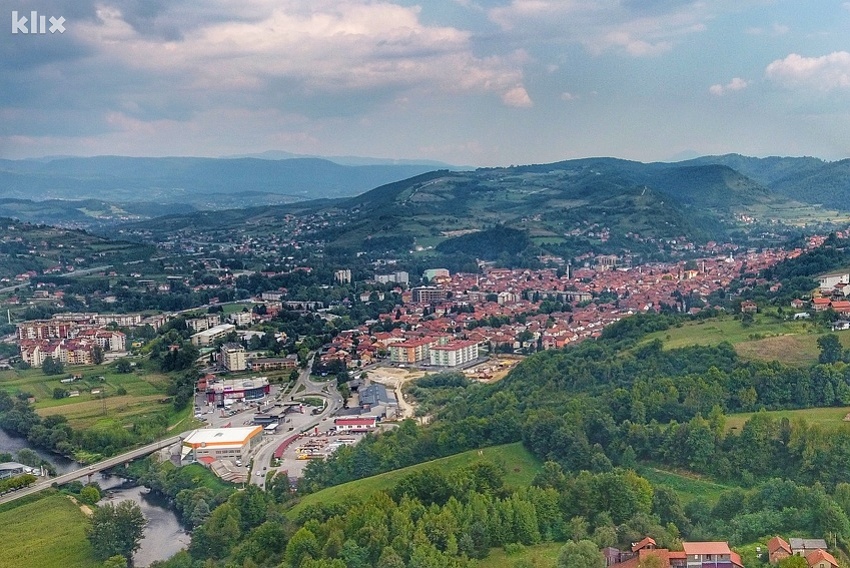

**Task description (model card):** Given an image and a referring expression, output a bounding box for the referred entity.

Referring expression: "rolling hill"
[117,156,844,262]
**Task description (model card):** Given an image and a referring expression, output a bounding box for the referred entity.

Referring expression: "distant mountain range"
[117,155,848,261]
[0,155,453,211]
[1,154,848,244]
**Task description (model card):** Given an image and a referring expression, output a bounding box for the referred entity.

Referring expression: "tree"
[42,356,64,375]
[115,359,132,373]
[778,556,809,568]
[557,539,606,568]
[86,501,146,561]
[818,334,843,364]
[102,555,128,568]
[80,485,101,506]
[92,344,105,365]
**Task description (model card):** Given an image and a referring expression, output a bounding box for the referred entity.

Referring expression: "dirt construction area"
[363,367,425,419]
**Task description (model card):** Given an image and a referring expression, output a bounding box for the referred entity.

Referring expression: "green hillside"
[641,312,850,366]
[126,156,844,264]
[0,492,100,568]
[286,442,543,519]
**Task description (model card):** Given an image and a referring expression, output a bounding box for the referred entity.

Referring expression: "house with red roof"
[806,549,838,568]
[767,536,791,564]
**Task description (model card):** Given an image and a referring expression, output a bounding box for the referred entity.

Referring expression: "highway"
[0,434,184,506]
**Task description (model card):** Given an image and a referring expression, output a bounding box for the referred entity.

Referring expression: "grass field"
[725,406,850,432]
[475,542,564,568]
[643,314,850,366]
[0,364,178,429]
[0,492,100,568]
[637,465,731,505]
[287,442,543,519]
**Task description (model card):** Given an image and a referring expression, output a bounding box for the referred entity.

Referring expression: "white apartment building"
[429,340,479,367]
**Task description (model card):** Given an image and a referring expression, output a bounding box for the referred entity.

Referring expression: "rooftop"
[183,426,262,447]
[683,542,732,556]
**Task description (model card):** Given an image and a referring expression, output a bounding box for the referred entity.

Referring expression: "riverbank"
[0,428,190,566]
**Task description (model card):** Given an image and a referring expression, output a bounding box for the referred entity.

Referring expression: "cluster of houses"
[603,536,838,568]
[314,248,804,372]
[767,537,837,568]
[604,537,743,568]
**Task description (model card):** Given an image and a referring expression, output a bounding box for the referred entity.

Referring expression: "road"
[0,434,184,506]
[249,356,343,487]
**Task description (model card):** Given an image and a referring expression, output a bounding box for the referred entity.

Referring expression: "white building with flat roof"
[429,340,479,367]
[181,426,263,464]
[191,323,236,346]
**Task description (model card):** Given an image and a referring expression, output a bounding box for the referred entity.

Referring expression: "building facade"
[429,340,479,367]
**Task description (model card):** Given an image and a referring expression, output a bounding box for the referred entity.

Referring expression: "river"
[0,428,189,567]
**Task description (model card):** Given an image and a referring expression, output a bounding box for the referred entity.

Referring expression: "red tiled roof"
[731,552,744,568]
[633,537,657,552]
[334,418,376,426]
[683,542,732,556]
[806,549,838,568]
[767,536,791,555]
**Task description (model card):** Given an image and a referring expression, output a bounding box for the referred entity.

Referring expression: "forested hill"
[135,316,850,567]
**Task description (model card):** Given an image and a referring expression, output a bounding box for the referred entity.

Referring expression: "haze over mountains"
[1,154,849,238]
[0,155,450,213]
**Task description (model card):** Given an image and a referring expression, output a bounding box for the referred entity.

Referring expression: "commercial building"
[205,377,270,406]
[220,342,247,371]
[181,426,263,464]
[429,340,479,367]
[190,323,236,346]
[334,417,377,432]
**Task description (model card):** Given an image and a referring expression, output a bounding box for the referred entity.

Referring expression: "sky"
[2,0,850,166]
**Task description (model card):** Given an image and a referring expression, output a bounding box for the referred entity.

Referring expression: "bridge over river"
[0,434,184,506]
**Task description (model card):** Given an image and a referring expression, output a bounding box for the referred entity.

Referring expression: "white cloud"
[488,0,711,57]
[765,52,850,91]
[72,1,527,106]
[502,85,534,107]
[746,23,789,36]
[709,77,749,96]
[561,91,578,101]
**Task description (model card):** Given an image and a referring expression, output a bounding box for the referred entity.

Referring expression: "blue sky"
[2,0,850,166]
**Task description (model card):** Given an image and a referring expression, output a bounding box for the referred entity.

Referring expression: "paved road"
[249,356,343,487]
[0,434,184,506]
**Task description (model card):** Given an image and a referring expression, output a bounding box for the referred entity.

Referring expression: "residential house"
[767,536,791,564]
[683,542,743,568]
[806,550,838,568]
[790,539,828,558]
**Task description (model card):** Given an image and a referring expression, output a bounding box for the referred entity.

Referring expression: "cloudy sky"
[2,0,850,166]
